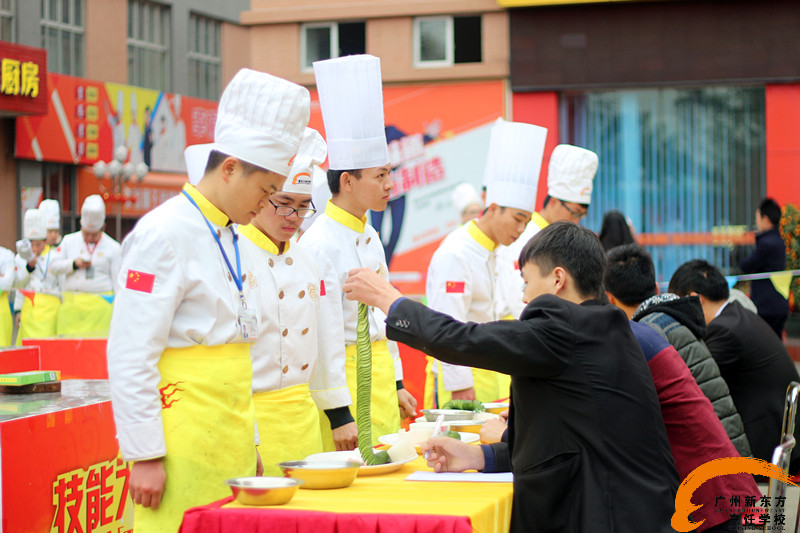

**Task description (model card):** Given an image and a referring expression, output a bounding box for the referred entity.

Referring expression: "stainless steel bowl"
[226,477,303,506]
[422,409,475,422]
[278,460,361,490]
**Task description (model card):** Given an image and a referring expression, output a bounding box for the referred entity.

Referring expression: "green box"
[0,370,61,386]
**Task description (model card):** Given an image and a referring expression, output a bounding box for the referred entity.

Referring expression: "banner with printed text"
[308,80,506,295]
[15,73,218,173]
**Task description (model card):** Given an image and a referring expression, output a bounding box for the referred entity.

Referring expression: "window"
[0,0,13,41]
[40,0,84,76]
[564,86,766,279]
[188,13,221,100]
[413,15,481,68]
[128,0,171,91]
[300,21,365,71]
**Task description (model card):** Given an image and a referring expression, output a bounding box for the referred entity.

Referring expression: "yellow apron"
[0,292,12,346]
[56,291,113,338]
[134,344,257,533]
[424,358,511,408]
[319,341,400,452]
[17,292,60,342]
[254,383,323,477]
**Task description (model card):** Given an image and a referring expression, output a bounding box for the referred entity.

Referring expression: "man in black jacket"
[741,197,790,338]
[670,259,800,473]
[344,222,678,533]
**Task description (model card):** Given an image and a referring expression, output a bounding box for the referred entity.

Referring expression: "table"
[180,456,513,533]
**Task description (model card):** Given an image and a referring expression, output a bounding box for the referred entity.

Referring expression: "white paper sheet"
[405,471,513,483]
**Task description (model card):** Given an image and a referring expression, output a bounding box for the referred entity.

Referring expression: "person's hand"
[256,448,264,476]
[397,389,418,419]
[421,436,485,473]
[130,458,167,509]
[16,239,34,262]
[480,417,508,444]
[74,258,92,269]
[332,421,358,451]
[451,387,475,401]
[343,268,403,314]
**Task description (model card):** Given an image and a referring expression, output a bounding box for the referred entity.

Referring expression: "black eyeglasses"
[560,199,588,221]
[269,198,316,219]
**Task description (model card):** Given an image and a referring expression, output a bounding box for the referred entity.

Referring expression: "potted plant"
[780,203,800,338]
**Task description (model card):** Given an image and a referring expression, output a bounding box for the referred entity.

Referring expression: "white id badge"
[85,266,95,280]
[237,308,259,343]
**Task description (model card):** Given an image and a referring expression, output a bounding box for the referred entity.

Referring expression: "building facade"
[0,0,251,248]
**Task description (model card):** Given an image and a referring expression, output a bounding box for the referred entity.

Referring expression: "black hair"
[604,244,656,306]
[326,169,361,195]
[758,197,781,226]
[668,259,729,301]
[598,211,635,251]
[518,221,606,300]
[543,195,589,211]
[205,149,263,176]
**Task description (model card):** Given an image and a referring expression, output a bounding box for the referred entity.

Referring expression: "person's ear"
[221,157,238,182]
[552,266,567,292]
[605,291,617,305]
[340,171,354,193]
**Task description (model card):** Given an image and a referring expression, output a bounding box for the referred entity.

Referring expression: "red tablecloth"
[179,456,513,533]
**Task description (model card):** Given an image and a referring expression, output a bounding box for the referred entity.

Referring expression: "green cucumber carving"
[356,303,390,465]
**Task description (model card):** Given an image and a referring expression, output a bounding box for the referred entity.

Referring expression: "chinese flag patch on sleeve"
[320,279,326,296]
[445,281,466,294]
[126,269,155,293]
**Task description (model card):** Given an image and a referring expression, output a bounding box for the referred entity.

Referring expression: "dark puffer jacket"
[633,294,752,457]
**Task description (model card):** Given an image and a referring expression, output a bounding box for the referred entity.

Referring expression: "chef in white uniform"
[233,128,327,475]
[48,195,120,337]
[14,209,62,340]
[301,54,416,452]
[495,145,598,320]
[425,120,546,407]
[107,69,309,533]
[0,245,13,346]
[39,198,62,248]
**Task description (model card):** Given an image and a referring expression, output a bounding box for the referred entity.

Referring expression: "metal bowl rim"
[278,460,362,470]
[225,477,304,488]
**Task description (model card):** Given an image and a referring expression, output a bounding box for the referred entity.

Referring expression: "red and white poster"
[308,80,507,295]
[15,73,217,173]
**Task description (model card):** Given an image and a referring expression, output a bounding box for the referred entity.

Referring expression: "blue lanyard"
[181,190,247,309]
[41,247,51,281]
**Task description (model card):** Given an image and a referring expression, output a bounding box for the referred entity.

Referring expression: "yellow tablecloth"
[185,455,513,533]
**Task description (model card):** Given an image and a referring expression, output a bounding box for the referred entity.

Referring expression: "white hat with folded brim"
[81,194,106,232]
[547,144,598,205]
[23,209,46,240]
[313,55,389,171]
[484,119,547,213]
[283,128,327,195]
[183,69,311,181]
[452,182,482,214]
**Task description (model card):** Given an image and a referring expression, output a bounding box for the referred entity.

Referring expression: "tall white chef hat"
[81,195,106,232]
[23,209,46,240]
[39,199,61,230]
[185,69,311,180]
[483,119,548,213]
[452,183,482,215]
[547,144,598,205]
[283,128,327,196]
[313,55,389,171]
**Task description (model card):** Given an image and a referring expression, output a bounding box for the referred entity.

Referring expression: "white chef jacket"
[426,220,498,391]
[495,211,549,319]
[49,231,121,293]
[13,247,62,294]
[239,224,325,401]
[0,247,15,292]
[298,201,403,411]
[107,184,258,461]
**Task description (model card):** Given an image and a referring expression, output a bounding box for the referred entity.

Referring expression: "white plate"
[378,432,479,446]
[304,450,417,476]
